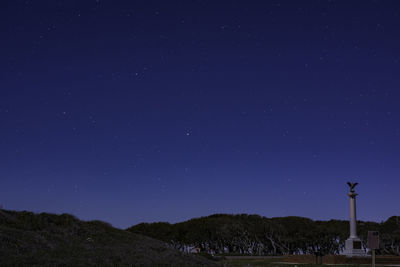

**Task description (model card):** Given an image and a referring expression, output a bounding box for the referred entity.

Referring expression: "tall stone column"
[343,182,366,257]
[349,192,357,238]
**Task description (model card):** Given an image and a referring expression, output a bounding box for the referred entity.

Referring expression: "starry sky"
[1,0,400,229]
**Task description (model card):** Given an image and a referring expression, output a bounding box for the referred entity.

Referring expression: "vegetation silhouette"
[1,208,399,266]
[128,214,400,256]
[0,209,219,266]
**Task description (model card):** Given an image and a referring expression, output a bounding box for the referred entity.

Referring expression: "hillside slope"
[0,209,219,266]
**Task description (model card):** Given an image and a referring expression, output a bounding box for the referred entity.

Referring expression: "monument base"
[343,237,366,257]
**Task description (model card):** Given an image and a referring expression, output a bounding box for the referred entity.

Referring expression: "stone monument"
[343,182,366,256]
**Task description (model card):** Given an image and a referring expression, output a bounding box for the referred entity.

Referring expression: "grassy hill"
[0,209,220,266]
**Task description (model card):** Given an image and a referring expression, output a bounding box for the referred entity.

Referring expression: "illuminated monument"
[343,182,366,256]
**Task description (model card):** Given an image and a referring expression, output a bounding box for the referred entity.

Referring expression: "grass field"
[222,256,400,267]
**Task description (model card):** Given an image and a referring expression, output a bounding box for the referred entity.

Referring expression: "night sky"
[1,0,400,229]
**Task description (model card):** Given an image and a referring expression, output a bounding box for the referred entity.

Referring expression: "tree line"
[127,214,400,255]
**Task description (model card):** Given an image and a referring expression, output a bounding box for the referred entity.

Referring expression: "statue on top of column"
[347,182,358,193]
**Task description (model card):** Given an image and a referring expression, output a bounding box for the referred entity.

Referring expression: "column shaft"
[349,195,357,238]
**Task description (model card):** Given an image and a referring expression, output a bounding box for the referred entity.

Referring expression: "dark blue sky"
[1,0,400,228]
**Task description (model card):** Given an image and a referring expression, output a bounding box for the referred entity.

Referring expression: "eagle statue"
[347,182,358,193]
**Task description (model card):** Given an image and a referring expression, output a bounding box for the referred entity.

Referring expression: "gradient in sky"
[1,0,400,228]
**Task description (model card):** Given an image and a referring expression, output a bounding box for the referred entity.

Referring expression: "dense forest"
[128,214,400,256]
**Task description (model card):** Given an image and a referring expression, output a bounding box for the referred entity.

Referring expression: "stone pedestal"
[344,238,365,256]
[343,191,366,256]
